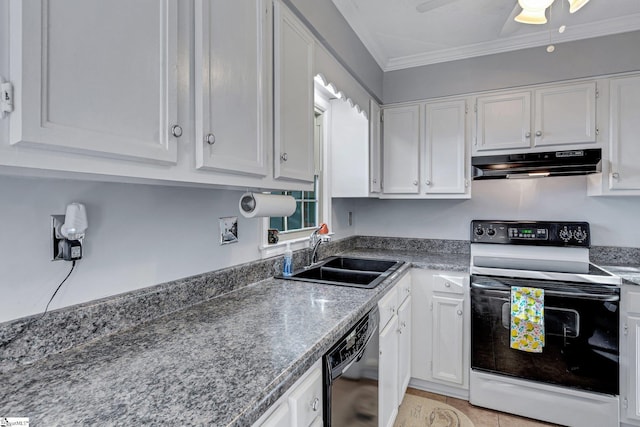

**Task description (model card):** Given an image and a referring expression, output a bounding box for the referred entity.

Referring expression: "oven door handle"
[471,283,619,301]
[545,290,619,301]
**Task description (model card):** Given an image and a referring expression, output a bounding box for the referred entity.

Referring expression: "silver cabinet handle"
[457,309,463,316]
[445,282,451,287]
[401,321,407,328]
[525,131,531,138]
[413,180,418,186]
[372,179,377,184]
[171,125,183,138]
[205,133,216,145]
[281,153,288,162]
[391,306,396,314]
[311,397,320,412]
[425,180,431,186]
[612,172,620,180]
[535,130,543,137]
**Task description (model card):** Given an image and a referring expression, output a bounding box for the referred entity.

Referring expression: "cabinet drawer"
[288,363,323,426]
[259,403,291,427]
[379,285,399,329]
[432,274,464,295]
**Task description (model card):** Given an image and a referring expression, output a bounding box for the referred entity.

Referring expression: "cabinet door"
[195,0,268,176]
[9,0,178,164]
[382,105,420,194]
[431,295,464,385]
[273,1,315,182]
[379,315,399,427]
[534,82,597,147]
[475,91,531,152]
[288,363,323,426]
[330,98,369,197]
[423,100,467,195]
[609,75,640,190]
[626,315,640,422]
[398,295,412,404]
[370,99,382,193]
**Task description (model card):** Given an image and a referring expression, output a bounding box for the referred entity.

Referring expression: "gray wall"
[384,30,640,103]
[286,0,384,101]
[349,176,640,248]
[0,176,356,322]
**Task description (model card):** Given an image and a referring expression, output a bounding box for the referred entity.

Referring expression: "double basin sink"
[278,256,404,289]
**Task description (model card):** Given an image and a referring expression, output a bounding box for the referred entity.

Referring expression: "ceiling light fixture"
[515,0,590,25]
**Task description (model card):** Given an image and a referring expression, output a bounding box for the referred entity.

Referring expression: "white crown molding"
[381,13,640,71]
[331,0,389,70]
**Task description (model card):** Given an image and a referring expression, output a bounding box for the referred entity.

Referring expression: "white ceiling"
[331,0,640,71]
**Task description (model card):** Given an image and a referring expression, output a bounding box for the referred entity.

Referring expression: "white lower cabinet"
[378,271,412,427]
[621,285,640,426]
[379,312,399,427]
[254,359,323,427]
[411,269,470,396]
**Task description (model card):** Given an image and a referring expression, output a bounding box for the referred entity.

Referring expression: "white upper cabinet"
[474,82,597,154]
[273,1,315,183]
[475,91,531,152]
[609,75,640,191]
[382,99,469,199]
[423,99,468,196]
[534,82,597,147]
[382,104,421,194]
[369,99,382,193]
[330,98,369,197]
[9,0,179,164]
[194,0,269,176]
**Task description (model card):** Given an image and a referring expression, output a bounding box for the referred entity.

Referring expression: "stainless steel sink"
[278,256,404,289]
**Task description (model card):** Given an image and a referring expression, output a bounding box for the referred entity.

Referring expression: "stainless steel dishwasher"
[323,307,380,426]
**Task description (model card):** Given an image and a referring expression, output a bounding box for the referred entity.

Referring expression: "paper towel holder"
[239,192,296,219]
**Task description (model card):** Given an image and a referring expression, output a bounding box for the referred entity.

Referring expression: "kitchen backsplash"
[0,236,636,372]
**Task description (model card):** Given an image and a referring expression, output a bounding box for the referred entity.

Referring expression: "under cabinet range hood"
[472,149,602,180]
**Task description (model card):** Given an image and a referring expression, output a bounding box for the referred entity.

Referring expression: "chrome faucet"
[309,225,330,266]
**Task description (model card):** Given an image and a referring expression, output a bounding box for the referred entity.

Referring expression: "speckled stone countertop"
[602,265,640,286]
[0,262,413,426]
[340,248,469,272]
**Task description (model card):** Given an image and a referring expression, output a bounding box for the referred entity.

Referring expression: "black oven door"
[471,275,619,395]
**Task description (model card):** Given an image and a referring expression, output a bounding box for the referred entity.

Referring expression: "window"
[269,183,319,233]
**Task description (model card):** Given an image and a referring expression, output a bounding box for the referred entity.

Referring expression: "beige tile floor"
[403,388,563,427]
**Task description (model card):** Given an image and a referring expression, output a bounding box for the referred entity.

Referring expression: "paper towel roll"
[239,193,296,218]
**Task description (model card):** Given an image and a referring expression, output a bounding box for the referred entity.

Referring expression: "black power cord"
[0,260,77,349]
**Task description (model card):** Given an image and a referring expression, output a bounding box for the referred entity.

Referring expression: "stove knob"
[474,227,484,236]
[487,228,496,237]
[559,227,572,242]
[574,228,588,243]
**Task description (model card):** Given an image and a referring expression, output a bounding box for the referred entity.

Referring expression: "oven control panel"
[471,220,590,247]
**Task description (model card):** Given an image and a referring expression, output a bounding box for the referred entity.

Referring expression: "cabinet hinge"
[465,104,468,114]
[596,127,599,136]
[623,397,629,409]
[596,88,600,99]
[624,323,629,336]
[429,301,433,311]
[474,103,477,113]
[0,78,14,118]
[429,360,433,374]
[380,111,384,123]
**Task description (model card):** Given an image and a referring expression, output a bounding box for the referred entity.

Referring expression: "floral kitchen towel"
[510,286,545,353]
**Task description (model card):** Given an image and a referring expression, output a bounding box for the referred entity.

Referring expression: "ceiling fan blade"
[499,2,524,36]
[415,0,460,13]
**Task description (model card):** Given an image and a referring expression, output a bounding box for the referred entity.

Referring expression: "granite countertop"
[1,257,428,426]
[601,265,640,286]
